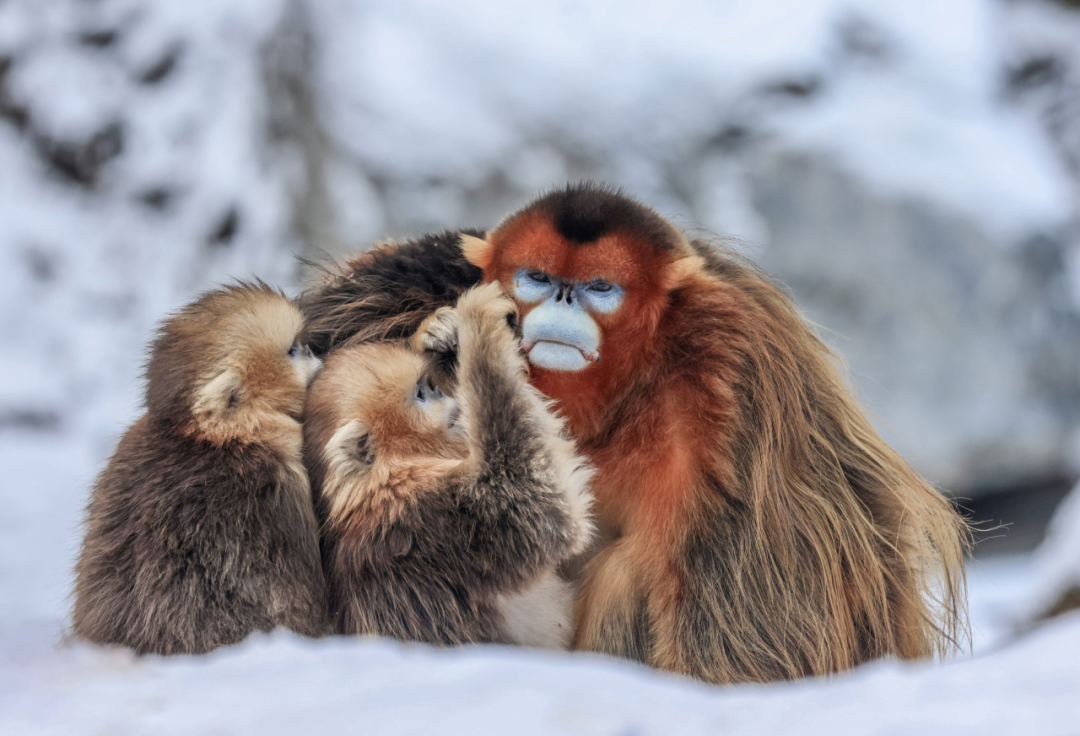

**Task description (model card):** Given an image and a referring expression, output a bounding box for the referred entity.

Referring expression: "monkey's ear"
[193,367,245,419]
[353,432,375,466]
[661,255,706,292]
[460,234,494,270]
[324,419,375,476]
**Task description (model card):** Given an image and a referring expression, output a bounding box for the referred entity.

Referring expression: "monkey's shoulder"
[302,229,485,352]
[358,229,486,295]
[92,416,310,527]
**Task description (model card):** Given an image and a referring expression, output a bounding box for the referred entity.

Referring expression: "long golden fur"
[472,184,970,682]
[298,183,969,682]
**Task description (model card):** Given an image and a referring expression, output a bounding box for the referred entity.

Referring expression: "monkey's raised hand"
[455,283,521,358]
[413,305,460,356]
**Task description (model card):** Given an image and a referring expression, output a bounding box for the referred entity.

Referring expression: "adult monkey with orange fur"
[464,185,969,682]
[301,184,969,683]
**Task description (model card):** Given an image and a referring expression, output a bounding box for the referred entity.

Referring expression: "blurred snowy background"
[3,0,1080,732]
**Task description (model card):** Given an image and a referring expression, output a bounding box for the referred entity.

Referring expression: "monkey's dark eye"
[288,341,300,358]
[527,271,551,284]
[415,382,428,403]
[587,280,613,293]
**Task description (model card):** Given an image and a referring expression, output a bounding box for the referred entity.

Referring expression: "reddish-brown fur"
[476,214,675,440]
[467,184,969,683]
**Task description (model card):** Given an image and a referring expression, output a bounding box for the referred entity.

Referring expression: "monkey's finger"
[422,307,460,353]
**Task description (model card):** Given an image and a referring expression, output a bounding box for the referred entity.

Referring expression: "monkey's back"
[320,482,512,646]
[73,415,327,655]
[301,229,484,354]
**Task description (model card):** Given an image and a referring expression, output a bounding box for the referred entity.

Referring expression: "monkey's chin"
[527,341,590,372]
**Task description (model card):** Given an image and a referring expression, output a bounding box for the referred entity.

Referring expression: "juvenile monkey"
[72,283,328,655]
[303,283,593,648]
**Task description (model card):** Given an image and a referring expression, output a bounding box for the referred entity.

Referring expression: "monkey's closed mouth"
[523,339,601,364]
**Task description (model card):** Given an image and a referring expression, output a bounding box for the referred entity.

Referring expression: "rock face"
[744,146,1080,491]
[0,0,301,450]
[1,0,1079,496]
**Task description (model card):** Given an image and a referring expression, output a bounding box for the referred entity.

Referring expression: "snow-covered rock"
[1026,479,1080,620]
[745,145,1077,489]
[0,0,302,455]
[2,0,1079,492]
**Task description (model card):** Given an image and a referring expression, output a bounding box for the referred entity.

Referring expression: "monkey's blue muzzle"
[521,299,601,372]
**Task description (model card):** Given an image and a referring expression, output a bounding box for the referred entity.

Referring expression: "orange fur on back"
[471,184,969,683]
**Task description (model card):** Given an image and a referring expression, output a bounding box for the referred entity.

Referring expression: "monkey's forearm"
[455,304,561,486]
[454,341,571,582]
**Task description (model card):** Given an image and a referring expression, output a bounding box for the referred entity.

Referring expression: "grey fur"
[72,284,328,654]
[307,285,592,645]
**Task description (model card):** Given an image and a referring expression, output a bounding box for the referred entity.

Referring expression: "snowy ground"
[5,610,1080,736]
[2,430,1077,735]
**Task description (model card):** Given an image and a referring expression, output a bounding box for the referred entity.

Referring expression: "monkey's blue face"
[512,269,624,372]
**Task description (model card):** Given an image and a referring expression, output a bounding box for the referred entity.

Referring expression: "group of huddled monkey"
[72,183,971,684]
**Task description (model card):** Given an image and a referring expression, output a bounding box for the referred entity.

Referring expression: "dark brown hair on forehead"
[496,181,685,255]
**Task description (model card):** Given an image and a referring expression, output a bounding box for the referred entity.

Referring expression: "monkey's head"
[303,342,466,499]
[460,183,703,426]
[144,282,321,443]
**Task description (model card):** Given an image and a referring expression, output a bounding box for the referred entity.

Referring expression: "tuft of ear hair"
[661,255,707,292]
[193,368,244,419]
[460,234,494,271]
[353,432,375,466]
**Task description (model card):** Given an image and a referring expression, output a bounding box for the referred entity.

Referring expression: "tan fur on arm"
[454,283,596,553]
[411,306,459,356]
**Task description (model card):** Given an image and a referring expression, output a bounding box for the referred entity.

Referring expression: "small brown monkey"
[303,283,593,647]
[72,282,328,655]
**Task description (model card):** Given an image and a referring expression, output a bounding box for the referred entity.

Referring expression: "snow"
[312,0,1073,240]
[0,427,1069,735]
[0,0,302,453]
[2,0,1079,731]
[2,560,1078,734]
[1025,480,1080,620]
